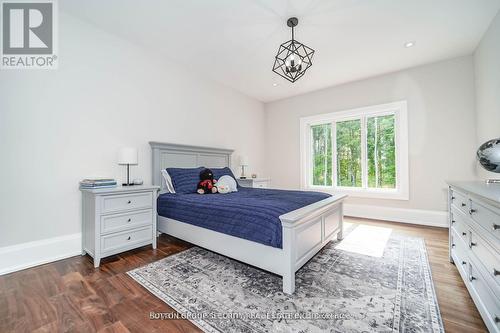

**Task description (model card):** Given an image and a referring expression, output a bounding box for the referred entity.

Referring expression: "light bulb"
[285,53,302,73]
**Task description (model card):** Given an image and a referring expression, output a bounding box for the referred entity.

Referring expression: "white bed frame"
[150,142,346,294]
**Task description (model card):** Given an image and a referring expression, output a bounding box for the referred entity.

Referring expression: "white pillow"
[161,169,176,193]
[217,175,238,192]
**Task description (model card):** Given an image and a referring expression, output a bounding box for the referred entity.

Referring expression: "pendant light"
[272,17,315,83]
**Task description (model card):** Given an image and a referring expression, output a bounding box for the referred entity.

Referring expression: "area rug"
[128,225,444,333]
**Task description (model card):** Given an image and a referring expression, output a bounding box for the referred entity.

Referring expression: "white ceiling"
[61,0,500,102]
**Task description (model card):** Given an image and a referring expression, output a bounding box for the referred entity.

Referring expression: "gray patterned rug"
[128,225,444,333]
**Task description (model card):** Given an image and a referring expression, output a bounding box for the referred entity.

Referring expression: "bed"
[150,142,346,294]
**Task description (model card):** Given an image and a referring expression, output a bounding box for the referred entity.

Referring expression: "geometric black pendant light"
[272,17,315,83]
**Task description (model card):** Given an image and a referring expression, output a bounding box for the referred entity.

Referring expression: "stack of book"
[80,178,117,189]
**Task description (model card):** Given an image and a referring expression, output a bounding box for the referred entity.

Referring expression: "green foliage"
[336,119,362,187]
[311,124,332,186]
[311,114,396,189]
[367,115,396,188]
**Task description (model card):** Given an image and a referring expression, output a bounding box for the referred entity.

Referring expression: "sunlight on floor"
[335,224,393,258]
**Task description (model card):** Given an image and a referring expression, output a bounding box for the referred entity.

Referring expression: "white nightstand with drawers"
[237,178,271,188]
[80,185,159,267]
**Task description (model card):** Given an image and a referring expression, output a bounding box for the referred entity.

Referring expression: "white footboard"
[280,194,346,294]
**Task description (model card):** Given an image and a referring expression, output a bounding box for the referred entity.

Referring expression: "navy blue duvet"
[157,187,330,248]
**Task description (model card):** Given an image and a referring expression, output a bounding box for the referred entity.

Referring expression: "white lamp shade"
[118,147,138,165]
[239,155,249,166]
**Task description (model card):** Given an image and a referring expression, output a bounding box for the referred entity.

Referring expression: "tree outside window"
[311,114,396,189]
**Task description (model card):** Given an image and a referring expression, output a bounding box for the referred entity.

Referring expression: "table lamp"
[239,155,249,179]
[118,147,138,186]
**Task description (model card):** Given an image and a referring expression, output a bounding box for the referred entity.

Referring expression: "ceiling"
[61,0,500,102]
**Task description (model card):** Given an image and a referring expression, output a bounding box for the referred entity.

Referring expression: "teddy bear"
[197,168,218,194]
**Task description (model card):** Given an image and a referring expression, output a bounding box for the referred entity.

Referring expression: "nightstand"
[237,178,271,188]
[80,185,159,267]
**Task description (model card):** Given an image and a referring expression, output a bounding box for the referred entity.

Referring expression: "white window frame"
[300,101,409,200]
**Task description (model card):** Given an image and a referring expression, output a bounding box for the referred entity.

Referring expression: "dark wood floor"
[0,218,487,333]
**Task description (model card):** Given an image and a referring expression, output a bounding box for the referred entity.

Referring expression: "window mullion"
[308,124,312,188]
[332,121,337,189]
[394,112,400,190]
[361,116,368,189]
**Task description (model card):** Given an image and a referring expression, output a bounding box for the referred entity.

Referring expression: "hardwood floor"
[0,218,487,332]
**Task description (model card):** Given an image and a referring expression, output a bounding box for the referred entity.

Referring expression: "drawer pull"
[461,203,466,207]
[451,220,456,224]
[469,275,476,282]
[494,269,500,276]
[462,232,467,236]
[461,261,467,265]
[469,241,477,248]
[127,218,132,223]
[494,223,500,231]
[451,243,456,248]
[127,236,131,240]
[127,200,132,204]
[468,209,476,214]
[451,196,456,200]
[495,316,500,323]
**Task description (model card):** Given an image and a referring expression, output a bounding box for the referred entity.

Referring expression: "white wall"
[0,13,265,247]
[265,56,477,213]
[474,11,500,179]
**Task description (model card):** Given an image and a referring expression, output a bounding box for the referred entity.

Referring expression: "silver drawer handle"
[127,236,131,240]
[494,224,500,231]
[494,269,499,276]
[468,231,476,249]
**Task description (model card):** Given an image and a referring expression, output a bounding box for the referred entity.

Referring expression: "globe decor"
[273,17,315,83]
[477,138,500,183]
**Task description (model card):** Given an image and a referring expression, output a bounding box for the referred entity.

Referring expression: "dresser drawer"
[451,228,469,269]
[102,192,153,214]
[101,209,152,234]
[101,226,153,253]
[470,199,500,244]
[451,188,469,215]
[451,207,470,244]
[468,261,500,333]
[469,228,500,290]
[254,181,269,188]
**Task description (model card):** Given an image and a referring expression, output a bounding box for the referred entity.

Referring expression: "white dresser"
[80,185,159,267]
[237,178,270,188]
[448,182,500,333]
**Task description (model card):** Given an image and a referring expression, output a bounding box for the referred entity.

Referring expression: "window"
[336,119,362,187]
[300,101,408,200]
[367,115,396,189]
[311,124,332,186]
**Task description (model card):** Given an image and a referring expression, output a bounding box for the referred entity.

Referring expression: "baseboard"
[344,204,448,228]
[0,233,82,275]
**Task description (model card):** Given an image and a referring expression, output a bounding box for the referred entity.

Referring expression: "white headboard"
[149,142,234,192]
